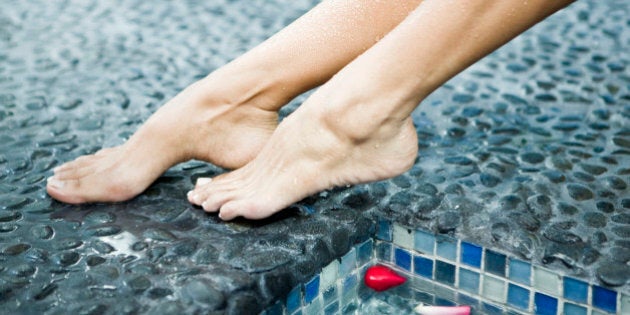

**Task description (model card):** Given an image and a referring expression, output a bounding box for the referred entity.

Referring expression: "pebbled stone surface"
[0,0,628,313]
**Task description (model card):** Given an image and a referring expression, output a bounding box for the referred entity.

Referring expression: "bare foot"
[47,75,279,204]
[187,92,419,220]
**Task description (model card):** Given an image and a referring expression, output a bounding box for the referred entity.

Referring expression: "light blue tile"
[339,248,356,278]
[563,277,588,303]
[343,273,358,292]
[436,236,457,261]
[563,303,587,315]
[458,268,480,294]
[376,242,392,262]
[322,285,338,307]
[356,239,373,266]
[414,229,435,254]
[286,286,302,313]
[507,283,530,311]
[393,224,414,249]
[376,219,392,241]
[303,298,322,315]
[509,258,531,285]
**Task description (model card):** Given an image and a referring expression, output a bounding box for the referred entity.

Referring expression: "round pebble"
[566,184,594,201]
[520,152,546,164]
[597,263,630,287]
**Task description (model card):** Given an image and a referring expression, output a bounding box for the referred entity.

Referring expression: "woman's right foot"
[47,73,280,204]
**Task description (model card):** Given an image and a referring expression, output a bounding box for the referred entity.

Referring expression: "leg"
[189,0,575,220]
[46,0,423,204]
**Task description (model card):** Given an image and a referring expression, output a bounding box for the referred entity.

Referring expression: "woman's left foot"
[187,91,418,220]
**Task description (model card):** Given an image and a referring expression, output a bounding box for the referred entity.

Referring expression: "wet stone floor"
[0,0,628,314]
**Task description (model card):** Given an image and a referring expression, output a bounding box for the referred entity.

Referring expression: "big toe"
[46,177,88,204]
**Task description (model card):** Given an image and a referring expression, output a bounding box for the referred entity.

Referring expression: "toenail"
[47,177,65,188]
[196,177,212,186]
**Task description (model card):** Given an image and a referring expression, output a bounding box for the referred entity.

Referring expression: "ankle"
[195,63,292,112]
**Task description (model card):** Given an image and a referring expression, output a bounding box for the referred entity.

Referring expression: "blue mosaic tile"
[304,275,320,304]
[534,292,558,315]
[563,302,587,315]
[436,236,458,261]
[322,285,337,306]
[414,229,436,254]
[324,301,339,315]
[436,296,457,307]
[507,283,530,311]
[563,277,588,303]
[356,239,373,266]
[343,273,358,292]
[413,255,433,279]
[459,268,480,294]
[339,248,356,277]
[375,242,392,261]
[265,301,284,315]
[303,298,322,315]
[286,286,302,314]
[483,302,504,315]
[485,250,506,277]
[376,220,392,241]
[592,285,617,314]
[509,258,531,285]
[435,260,456,285]
[461,242,482,268]
[457,293,480,308]
[394,247,412,271]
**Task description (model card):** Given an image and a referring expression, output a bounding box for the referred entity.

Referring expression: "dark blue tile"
[507,283,530,311]
[459,268,480,294]
[304,275,320,304]
[563,302,587,315]
[509,258,531,285]
[324,301,339,315]
[356,239,373,266]
[461,242,482,268]
[435,297,456,307]
[457,293,479,308]
[592,285,617,314]
[286,286,302,313]
[394,247,412,271]
[264,301,283,315]
[563,277,587,303]
[413,255,433,279]
[435,260,456,285]
[376,220,392,241]
[436,236,458,261]
[482,302,504,315]
[534,292,558,315]
[375,242,392,261]
[485,250,506,277]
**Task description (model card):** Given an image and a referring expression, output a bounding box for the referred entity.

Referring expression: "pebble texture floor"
[0,0,628,314]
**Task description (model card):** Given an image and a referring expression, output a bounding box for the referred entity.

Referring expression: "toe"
[195,177,212,188]
[201,191,235,212]
[220,200,271,221]
[46,178,87,204]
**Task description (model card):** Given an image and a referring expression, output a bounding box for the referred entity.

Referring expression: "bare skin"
[46,0,423,204]
[189,0,575,220]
